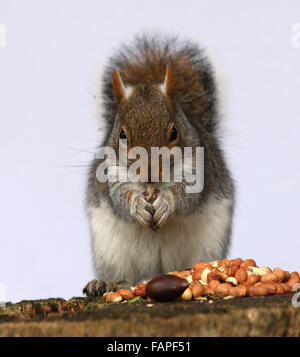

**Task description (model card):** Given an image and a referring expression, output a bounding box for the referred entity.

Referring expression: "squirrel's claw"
[83,279,130,297]
[83,279,108,297]
[130,193,154,229]
[153,203,170,228]
[152,192,175,230]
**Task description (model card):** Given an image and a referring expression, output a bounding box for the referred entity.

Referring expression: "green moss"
[126,297,147,304]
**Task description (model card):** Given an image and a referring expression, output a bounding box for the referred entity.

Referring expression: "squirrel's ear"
[160,65,174,97]
[113,69,132,102]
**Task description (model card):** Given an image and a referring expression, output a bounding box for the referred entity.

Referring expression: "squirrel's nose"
[143,184,159,203]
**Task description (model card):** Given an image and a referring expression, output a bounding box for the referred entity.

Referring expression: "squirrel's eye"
[169,126,178,142]
[119,128,127,140]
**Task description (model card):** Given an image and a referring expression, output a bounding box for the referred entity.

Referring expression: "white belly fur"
[87,194,233,285]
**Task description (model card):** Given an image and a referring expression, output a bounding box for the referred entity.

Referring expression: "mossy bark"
[0,294,299,336]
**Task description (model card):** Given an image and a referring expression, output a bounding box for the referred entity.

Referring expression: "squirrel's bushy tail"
[102,34,219,134]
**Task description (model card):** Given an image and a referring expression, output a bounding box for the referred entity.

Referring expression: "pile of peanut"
[103,258,300,303]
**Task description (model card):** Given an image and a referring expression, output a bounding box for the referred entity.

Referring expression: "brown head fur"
[112,66,181,152]
[101,35,218,138]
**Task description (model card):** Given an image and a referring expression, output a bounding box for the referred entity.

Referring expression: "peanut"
[235,268,248,283]
[214,283,233,296]
[118,289,134,300]
[247,274,261,285]
[229,258,243,267]
[220,266,239,281]
[193,262,213,271]
[240,281,252,288]
[229,285,247,297]
[203,286,215,295]
[263,283,277,295]
[191,283,205,298]
[248,284,268,296]
[192,269,203,281]
[207,268,220,282]
[290,272,300,279]
[208,279,221,291]
[105,292,123,302]
[286,275,300,288]
[274,283,285,294]
[134,283,147,297]
[261,273,280,284]
[240,259,257,268]
[273,267,285,282]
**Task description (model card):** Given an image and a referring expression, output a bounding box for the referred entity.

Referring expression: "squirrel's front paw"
[130,193,154,229]
[83,279,129,297]
[152,191,175,230]
[83,279,110,297]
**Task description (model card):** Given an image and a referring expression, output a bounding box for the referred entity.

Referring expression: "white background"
[0,0,300,303]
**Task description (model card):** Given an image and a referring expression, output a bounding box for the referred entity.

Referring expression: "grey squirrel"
[83,34,235,296]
